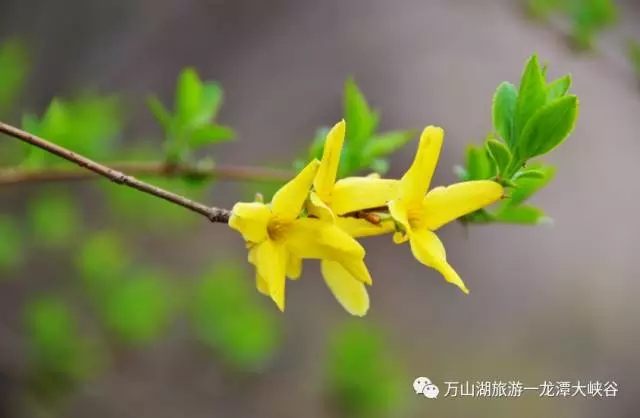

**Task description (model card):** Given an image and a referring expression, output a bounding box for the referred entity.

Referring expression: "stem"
[0,121,233,223]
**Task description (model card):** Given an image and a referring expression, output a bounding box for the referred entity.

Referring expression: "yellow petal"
[314,120,346,198]
[338,257,373,285]
[256,271,270,295]
[408,229,469,294]
[285,218,365,260]
[229,202,272,243]
[422,181,504,230]
[255,240,288,311]
[331,177,399,215]
[306,191,335,221]
[388,199,411,232]
[399,126,444,204]
[335,217,395,238]
[286,253,302,280]
[271,159,320,222]
[393,231,409,244]
[321,260,370,316]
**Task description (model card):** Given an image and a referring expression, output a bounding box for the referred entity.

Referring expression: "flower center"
[407,206,424,230]
[267,219,291,242]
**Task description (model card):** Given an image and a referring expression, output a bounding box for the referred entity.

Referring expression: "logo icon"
[413,377,440,399]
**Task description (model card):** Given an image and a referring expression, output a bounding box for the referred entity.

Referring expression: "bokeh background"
[1,0,639,417]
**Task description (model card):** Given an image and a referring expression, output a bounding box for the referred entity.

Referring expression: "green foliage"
[102,270,172,344]
[147,68,235,164]
[0,214,24,274]
[24,297,96,381]
[293,78,414,178]
[27,189,79,249]
[459,54,578,225]
[190,262,281,371]
[326,321,405,418]
[0,39,29,113]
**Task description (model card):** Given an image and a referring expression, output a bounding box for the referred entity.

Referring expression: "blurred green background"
[0,0,638,417]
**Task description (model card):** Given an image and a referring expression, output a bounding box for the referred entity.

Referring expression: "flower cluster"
[228,120,504,316]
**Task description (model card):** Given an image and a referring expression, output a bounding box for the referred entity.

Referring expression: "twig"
[0,161,293,186]
[0,121,235,223]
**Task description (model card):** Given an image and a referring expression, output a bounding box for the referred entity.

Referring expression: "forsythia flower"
[387,126,504,294]
[228,159,373,314]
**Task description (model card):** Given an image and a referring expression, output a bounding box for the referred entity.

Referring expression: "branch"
[0,161,293,186]
[0,121,239,223]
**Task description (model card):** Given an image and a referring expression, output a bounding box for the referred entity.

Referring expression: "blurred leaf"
[507,164,556,206]
[307,126,331,160]
[175,68,202,126]
[76,231,131,293]
[24,297,93,379]
[369,158,390,176]
[547,74,572,101]
[147,95,172,132]
[103,271,172,344]
[27,190,78,249]
[453,165,469,181]
[327,322,405,418]
[192,82,224,126]
[514,55,547,142]
[465,144,494,180]
[343,78,377,145]
[626,38,640,77]
[188,124,235,148]
[0,39,29,111]
[361,131,416,164]
[513,168,546,180]
[515,95,579,160]
[191,262,280,371]
[491,82,518,146]
[495,205,551,225]
[0,215,23,274]
[484,138,511,176]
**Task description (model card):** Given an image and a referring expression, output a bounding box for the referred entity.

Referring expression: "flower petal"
[321,260,370,316]
[255,240,288,311]
[229,202,271,243]
[422,181,504,230]
[306,191,335,221]
[287,253,302,280]
[398,126,444,204]
[338,257,373,285]
[335,217,395,238]
[388,199,411,232]
[331,177,399,215]
[408,228,469,294]
[286,218,365,260]
[314,120,346,199]
[256,271,270,295]
[271,159,320,222]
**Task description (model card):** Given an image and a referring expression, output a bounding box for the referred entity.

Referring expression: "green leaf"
[188,124,235,148]
[76,231,131,292]
[508,165,556,206]
[147,95,172,132]
[343,78,376,145]
[513,169,546,180]
[24,297,93,379]
[547,74,572,101]
[465,145,494,180]
[27,190,78,249]
[495,205,551,225]
[0,39,29,111]
[515,95,579,160]
[192,82,224,126]
[369,159,390,176]
[361,130,416,163]
[103,272,171,344]
[492,82,518,146]
[485,138,512,176]
[308,127,331,160]
[175,68,202,125]
[190,263,280,371]
[453,165,469,181]
[514,55,548,142]
[0,215,23,274]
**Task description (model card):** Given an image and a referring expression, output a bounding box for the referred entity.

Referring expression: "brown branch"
[0,121,241,223]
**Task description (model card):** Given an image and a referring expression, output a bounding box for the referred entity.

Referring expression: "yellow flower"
[229,159,372,314]
[309,119,399,237]
[387,126,504,294]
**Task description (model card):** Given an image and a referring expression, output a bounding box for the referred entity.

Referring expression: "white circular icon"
[413,376,439,399]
